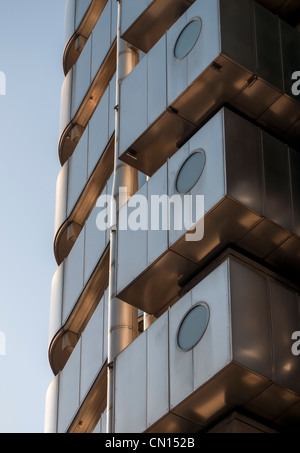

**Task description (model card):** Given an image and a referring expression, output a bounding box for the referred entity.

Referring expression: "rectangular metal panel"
[281,19,300,100]
[117,184,148,295]
[225,109,263,214]
[262,132,293,232]
[87,89,109,178]
[63,231,85,323]
[148,35,167,126]
[169,291,193,409]
[146,312,169,428]
[167,0,220,106]
[72,36,92,118]
[67,127,88,216]
[119,55,148,159]
[58,340,81,433]
[192,261,231,390]
[230,259,272,379]
[115,333,147,433]
[168,110,225,246]
[290,147,300,236]
[255,3,283,90]
[103,288,109,360]
[220,0,255,73]
[80,299,104,401]
[91,1,111,82]
[84,194,107,285]
[269,280,300,394]
[75,0,91,30]
[121,0,148,38]
[266,235,300,284]
[147,163,168,265]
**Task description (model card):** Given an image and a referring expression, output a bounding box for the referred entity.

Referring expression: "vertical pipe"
[107,0,139,434]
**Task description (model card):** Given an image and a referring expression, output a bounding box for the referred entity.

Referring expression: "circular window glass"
[176,150,206,194]
[177,304,209,351]
[174,18,202,60]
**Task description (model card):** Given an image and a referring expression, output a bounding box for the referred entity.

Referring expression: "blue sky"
[0,0,65,432]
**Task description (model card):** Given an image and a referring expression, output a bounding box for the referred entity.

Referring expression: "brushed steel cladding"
[67,127,88,217]
[48,265,64,347]
[72,37,92,119]
[62,228,85,324]
[44,377,59,434]
[75,0,92,30]
[117,108,300,315]
[115,333,147,433]
[58,340,81,433]
[118,0,300,176]
[114,256,300,433]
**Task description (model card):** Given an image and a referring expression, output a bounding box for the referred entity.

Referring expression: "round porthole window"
[176,150,206,194]
[174,18,202,60]
[177,303,209,351]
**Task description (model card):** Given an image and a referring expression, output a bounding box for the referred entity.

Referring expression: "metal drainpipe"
[107,0,139,434]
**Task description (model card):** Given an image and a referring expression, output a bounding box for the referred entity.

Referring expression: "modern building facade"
[44,0,300,433]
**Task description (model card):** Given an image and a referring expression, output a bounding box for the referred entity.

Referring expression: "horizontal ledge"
[63,0,109,75]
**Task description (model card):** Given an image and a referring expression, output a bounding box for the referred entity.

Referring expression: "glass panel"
[174,18,202,60]
[177,304,209,351]
[176,150,206,194]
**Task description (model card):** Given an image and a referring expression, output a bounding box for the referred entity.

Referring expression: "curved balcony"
[63,0,109,75]
[119,0,300,177]
[117,107,300,316]
[120,0,300,55]
[47,290,108,433]
[59,0,117,166]
[54,77,115,265]
[114,253,300,433]
[49,176,112,375]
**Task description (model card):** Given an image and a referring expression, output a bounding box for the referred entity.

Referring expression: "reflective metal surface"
[44,377,59,433]
[114,254,300,433]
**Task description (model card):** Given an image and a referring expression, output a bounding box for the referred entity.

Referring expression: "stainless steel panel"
[262,132,293,232]
[58,340,81,433]
[72,36,92,118]
[64,0,76,48]
[169,291,193,409]
[147,164,168,265]
[59,70,72,138]
[258,94,300,136]
[119,56,148,159]
[146,312,169,428]
[192,261,231,390]
[115,333,147,433]
[87,89,109,178]
[103,288,109,360]
[220,0,255,73]
[146,412,201,434]
[148,36,167,126]
[80,298,104,400]
[75,0,92,30]
[54,162,69,236]
[117,183,148,294]
[167,0,221,107]
[225,109,263,214]
[62,230,85,323]
[244,383,300,422]
[281,19,300,100]
[67,127,88,217]
[168,110,225,247]
[91,1,111,82]
[84,194,107,285]
[44,377,59,433]
[269,280,300,394]
[255,3,283,90]
[230,259,272,379]
[49,265,64,346]
[121,0,148,39]
[274,399,300,431]
[290,148,300,236]
[266,235,300,285]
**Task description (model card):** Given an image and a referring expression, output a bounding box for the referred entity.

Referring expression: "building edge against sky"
[44,0,300,433]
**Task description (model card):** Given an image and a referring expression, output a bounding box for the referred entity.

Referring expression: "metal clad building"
[45,0,300,433]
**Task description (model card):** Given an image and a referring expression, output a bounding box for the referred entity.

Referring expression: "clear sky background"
[0,0,65,432]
